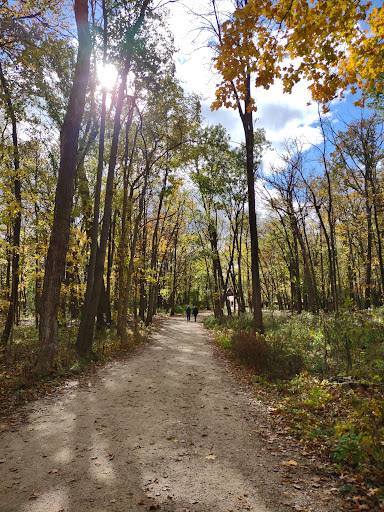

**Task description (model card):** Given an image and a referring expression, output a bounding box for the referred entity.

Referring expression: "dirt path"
[0,315,342,512]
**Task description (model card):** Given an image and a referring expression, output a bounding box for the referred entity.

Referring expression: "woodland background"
[1,1,384,509]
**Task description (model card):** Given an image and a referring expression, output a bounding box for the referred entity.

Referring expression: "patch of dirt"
[0,314,343,512]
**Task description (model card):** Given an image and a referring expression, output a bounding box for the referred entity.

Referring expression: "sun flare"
[97,63,118,91]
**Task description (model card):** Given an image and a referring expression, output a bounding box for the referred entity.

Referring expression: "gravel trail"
[0,315,342,512]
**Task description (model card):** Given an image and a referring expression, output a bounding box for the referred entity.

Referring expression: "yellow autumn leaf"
[282,460,298,466]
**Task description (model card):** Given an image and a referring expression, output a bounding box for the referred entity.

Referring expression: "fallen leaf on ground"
[282,460,298,466]
[205,455,216,460]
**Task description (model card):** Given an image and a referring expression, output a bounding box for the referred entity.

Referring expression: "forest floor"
[0,314,344,512]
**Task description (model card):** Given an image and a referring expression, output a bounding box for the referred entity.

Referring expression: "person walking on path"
[192,306,198,322]
[186,305,191,321]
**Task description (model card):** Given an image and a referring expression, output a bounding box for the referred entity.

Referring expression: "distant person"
[186,305,191,321]
[192,306,198,322]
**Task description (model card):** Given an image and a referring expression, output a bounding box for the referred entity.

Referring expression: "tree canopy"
[213,0,384,111]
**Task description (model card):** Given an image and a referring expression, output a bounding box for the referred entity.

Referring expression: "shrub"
[332,432,364,467]
[231,330,304,379]
[203,313,253,331]
[216,330,232,350]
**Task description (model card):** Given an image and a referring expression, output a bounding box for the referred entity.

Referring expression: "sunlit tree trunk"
[76,58,130,357]
[116,118,136,336]
[38,0,91,372]
[169,226,179,316]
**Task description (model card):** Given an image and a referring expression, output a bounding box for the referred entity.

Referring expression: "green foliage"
[205,310,384,505]
[332,432,364,466]
[215,330,232,350]
[204,312,254,331]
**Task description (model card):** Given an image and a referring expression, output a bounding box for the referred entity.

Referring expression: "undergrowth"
[204,309,384,510]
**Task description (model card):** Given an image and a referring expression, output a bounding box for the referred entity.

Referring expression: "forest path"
[0,315,342,512]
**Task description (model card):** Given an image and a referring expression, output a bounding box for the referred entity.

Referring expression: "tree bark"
[116,117,137,336]
[239,75,263,331]
[76,58,130,357]
[288,199,316,312]
[76,0,150,357]
[37,0,91,372]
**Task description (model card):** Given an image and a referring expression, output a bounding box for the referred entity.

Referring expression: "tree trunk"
[76,58,131,357]
[116,118,137,334]
[364,183,373,308]
[139,207,147,322]
[170,228,178,316]
[239,76,263,331]
[38,0,91,372]
[76,0,150,357]
[235,208,246,313]
[289,203,315,313]
[119,170,148,342]
[209,223,223,319]
[146,169,169,326]
[0,62,22,346]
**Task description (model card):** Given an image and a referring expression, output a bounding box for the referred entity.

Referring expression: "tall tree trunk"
[170,227,178,316]
[104,213,115,325]
[146,169,169,326]
[0,63,22,346]
[373,200,384,303]
[76,58,131,357]
[38,0,91,372]
[313,200,337,311]
[235,207,246,313]
[240,78,263,331]
[116,118,137,334]
[139,206,147,322]
[288,201,315,312]
[364,180,373,308]
[75,0,107,352]
[369,173,384,303]
[325,166,339,311]
[302,214,319,311]
[209,222,223,318]
[318,112,339,310]
[119,170,148,342]
[76,0,150,356]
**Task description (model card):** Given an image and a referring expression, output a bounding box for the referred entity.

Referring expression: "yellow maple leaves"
[212,0,384,111]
